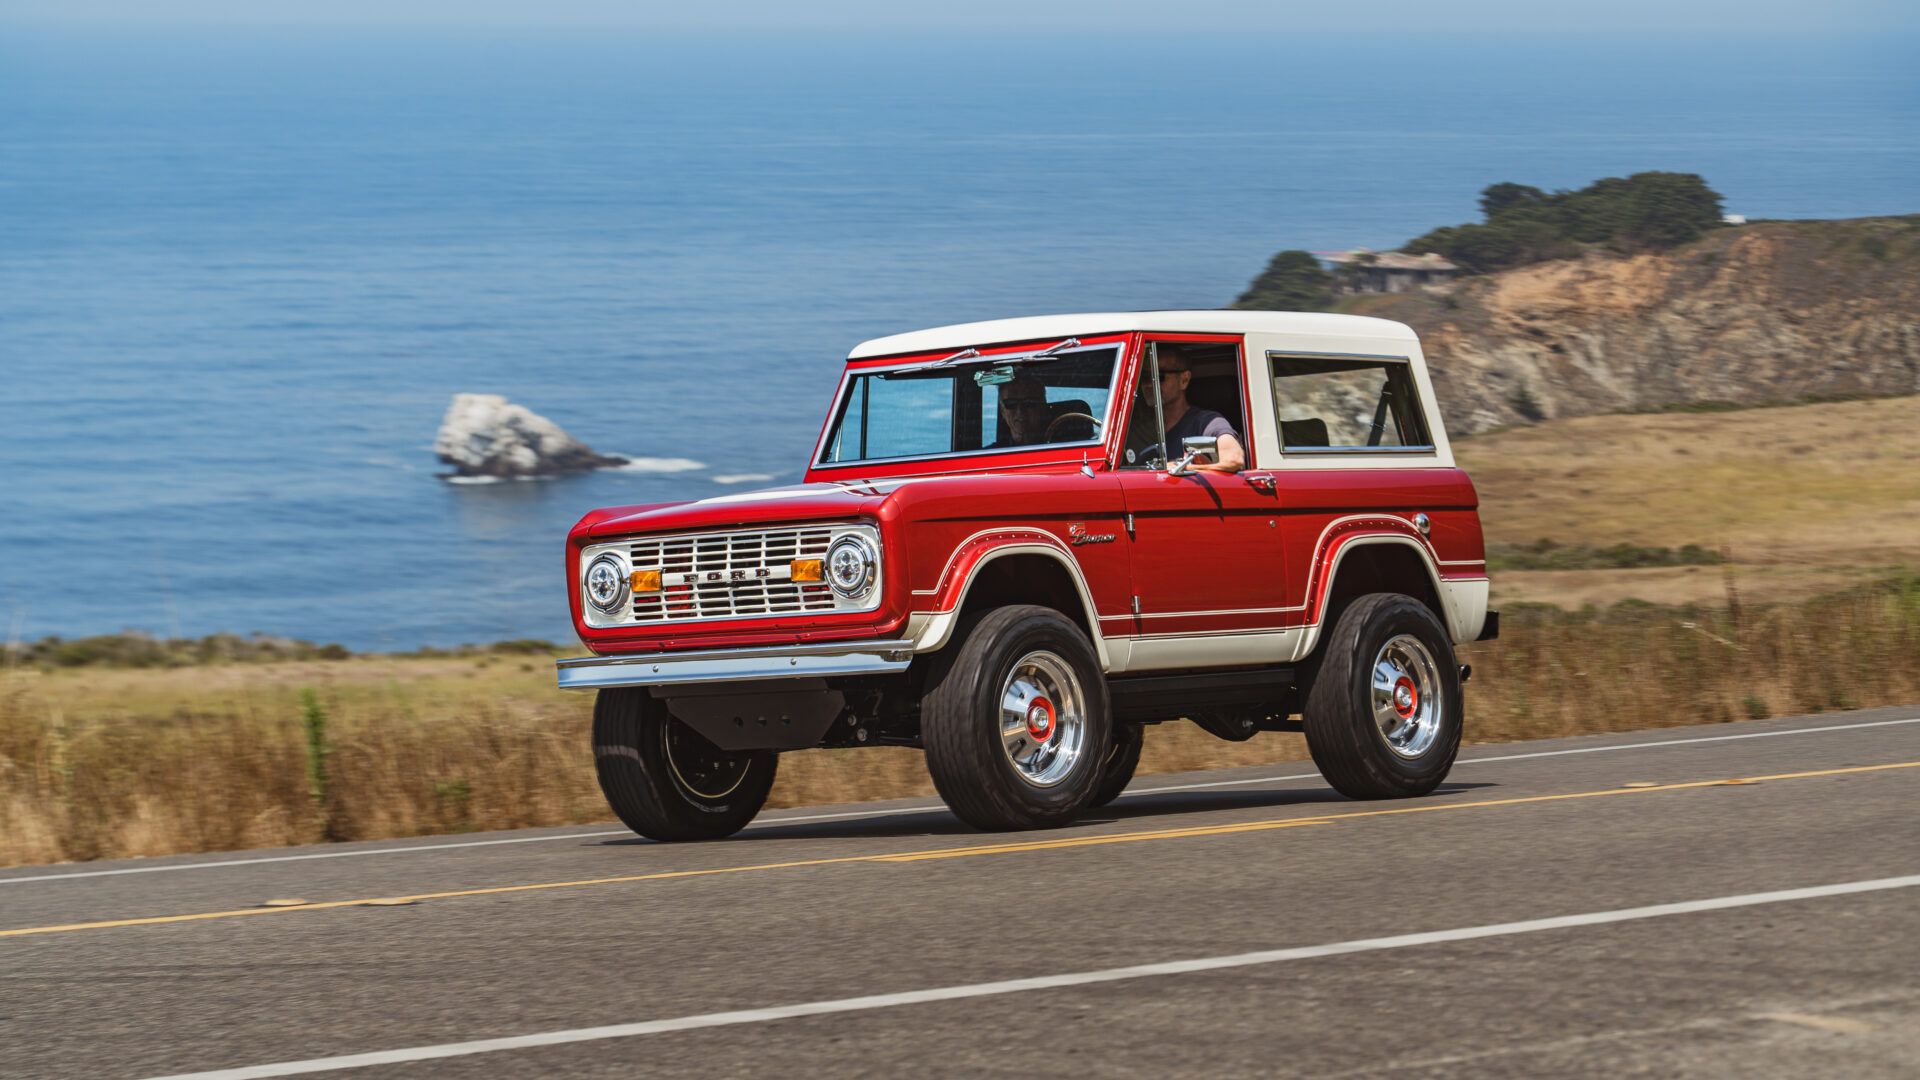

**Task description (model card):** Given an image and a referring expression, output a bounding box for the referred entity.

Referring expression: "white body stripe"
[906,512,1488,670]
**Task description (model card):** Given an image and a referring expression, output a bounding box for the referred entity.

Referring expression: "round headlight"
[584,554,629,613]
[825,535,878,599]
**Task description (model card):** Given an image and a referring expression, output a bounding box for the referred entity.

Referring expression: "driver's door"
[1115,338,1288,669]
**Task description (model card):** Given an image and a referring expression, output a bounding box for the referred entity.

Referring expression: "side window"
[1269,355,1432,451]
[1120,348,1164,468]
[1121,341,1247,468]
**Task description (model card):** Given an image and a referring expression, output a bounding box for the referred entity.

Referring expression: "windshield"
[817,345,1121,465]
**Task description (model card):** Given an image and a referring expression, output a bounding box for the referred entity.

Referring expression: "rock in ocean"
[434,394,628,479]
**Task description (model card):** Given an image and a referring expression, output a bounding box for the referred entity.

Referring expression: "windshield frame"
[810,336,1128,471]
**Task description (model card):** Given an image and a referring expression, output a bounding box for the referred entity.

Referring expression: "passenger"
[991,374,1052,447]
[1156,344,1245,473]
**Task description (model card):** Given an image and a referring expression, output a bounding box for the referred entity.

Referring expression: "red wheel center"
[1025,697,1056,741]
[1392,676,1418,719]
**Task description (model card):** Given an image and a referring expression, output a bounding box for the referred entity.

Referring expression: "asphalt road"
[4,706,1918,1080]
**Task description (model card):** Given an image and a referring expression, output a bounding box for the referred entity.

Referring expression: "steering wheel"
[1045,412,1102,441]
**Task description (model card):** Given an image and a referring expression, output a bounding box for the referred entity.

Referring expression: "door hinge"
[1125,513,1135,538]
[1131,595,1141,616]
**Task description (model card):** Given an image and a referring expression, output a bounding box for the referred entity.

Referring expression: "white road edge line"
[134,873,1920,1080]
[1452,715,1920,766]
[7,711,1912,880]
[0,802,990,885]
[0,806,942,885]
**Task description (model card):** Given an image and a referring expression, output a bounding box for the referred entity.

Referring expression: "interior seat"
[1047,398,1095,442]
[1281,418,1330,447]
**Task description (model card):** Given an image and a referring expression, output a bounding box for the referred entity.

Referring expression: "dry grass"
[1459,577,1920,740]
[0,658,604,867]
[1458,395,1920,606]
[6,573,1919,868]
[0,650,1312,867]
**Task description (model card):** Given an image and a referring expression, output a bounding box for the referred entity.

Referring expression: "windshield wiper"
[1023,337,1082,360]
[897,338,1084,375]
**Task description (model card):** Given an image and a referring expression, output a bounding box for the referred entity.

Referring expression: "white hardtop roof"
[848,310,1418,360]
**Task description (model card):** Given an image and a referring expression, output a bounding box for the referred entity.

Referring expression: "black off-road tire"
[1089,723,1144,808]
[1303,592,1461,800]
[922,605,1112,831]
[593,687,778,842]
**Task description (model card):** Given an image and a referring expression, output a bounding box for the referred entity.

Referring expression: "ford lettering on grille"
[626,527,834,623]
[676,566,790,585]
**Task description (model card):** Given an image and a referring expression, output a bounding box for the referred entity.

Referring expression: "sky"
[2,0,1914,32]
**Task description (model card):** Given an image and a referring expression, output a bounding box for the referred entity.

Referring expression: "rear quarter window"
[1269,355,1432,451]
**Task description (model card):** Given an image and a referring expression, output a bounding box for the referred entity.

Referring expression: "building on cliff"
[1314,249,1459,295]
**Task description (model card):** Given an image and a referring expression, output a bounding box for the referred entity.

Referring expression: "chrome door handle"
[1246,472,1277,494]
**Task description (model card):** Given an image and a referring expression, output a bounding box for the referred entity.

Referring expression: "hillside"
[1460,395,1920,608]
[1344,216,1920,434]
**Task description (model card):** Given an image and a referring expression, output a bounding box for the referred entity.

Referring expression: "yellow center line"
[876,760,1920,861]
[873,818,1338,860]
[4,760,1914,939]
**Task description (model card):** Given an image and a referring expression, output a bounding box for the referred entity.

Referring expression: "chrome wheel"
[1370,633,1443,759]
[997,649,1088,788]
[662,720,751,800]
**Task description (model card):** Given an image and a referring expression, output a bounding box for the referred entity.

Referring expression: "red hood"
[584,481,900,539]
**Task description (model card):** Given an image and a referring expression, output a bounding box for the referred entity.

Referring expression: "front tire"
[922,605,1112,831]
[593,688,777,841]
[1303,592,1461,799]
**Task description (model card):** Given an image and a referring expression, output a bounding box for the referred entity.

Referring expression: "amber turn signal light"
[790,559,824,583]
[629,569,661,593]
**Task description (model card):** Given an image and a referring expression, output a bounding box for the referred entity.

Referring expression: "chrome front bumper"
[556,638,915,691]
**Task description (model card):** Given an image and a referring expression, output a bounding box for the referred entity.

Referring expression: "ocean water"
[2,28,1915,650]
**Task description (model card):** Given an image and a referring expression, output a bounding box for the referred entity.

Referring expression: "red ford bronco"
[561,312,1496,840]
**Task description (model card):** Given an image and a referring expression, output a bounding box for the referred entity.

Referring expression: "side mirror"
[1167,435,1219,476]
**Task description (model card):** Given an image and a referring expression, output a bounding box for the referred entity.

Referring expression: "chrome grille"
[628,527,836,623]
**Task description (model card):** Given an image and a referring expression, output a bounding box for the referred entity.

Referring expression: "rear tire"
[922,605,1112,831]
[1303,592,1461,799]
[1089,723,1143,808]
[593,687,777,841]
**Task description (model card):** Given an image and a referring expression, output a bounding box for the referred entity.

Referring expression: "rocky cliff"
[1346,215,1920,434]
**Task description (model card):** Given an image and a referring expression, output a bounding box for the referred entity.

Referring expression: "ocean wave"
[712,473,776,485]
[442,473,551,485]
[611,457,706,473]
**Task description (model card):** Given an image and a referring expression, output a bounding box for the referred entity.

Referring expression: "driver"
[1156,344,1245,473]
[991,374,1052,447]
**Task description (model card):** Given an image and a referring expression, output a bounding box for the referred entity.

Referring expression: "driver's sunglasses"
[1159,368,1187,380]
[1002,396,1048,410]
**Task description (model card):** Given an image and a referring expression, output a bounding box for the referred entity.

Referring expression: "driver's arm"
[1195,432,1246,473]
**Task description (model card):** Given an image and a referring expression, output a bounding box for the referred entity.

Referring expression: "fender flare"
[1296,526,1482,657]
[906,536,1111,670]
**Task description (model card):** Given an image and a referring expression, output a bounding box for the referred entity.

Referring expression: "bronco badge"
[1067,523,1115,546]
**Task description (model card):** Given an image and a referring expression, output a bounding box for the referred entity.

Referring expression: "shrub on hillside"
[1487,539,1725,572]
[5,631,351,668]
[1233,249,1336,311]
[1405,172,1725,273]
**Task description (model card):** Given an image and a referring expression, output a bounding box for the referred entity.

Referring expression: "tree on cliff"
[1479,182,1548,217]
[1233,250,1335,311]
[1405,172,1725,273]
[1605,172,1726,248]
